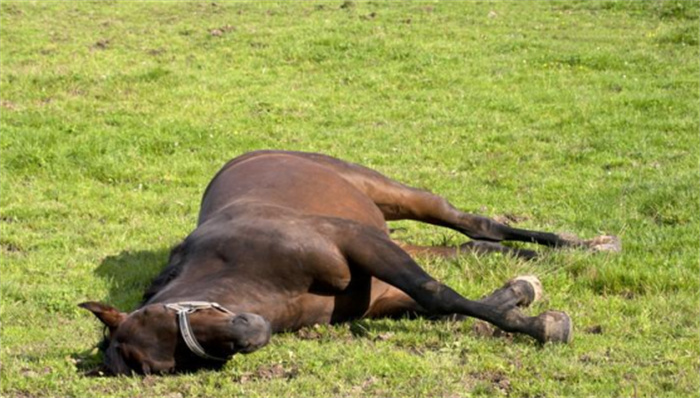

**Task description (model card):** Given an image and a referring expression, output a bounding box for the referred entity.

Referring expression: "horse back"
[198,151,386,230]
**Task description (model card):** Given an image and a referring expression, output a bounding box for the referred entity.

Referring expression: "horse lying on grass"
[81,150,619,375]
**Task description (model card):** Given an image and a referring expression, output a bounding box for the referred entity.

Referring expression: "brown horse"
[81,150,619,375]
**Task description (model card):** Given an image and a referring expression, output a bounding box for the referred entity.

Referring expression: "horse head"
[79,301,271,375]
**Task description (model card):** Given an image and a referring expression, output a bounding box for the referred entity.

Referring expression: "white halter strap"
[164,302,235,362]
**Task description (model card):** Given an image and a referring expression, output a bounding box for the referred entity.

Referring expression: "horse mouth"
[229,313,272,354]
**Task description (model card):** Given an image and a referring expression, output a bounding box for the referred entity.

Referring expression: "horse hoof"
[512,275,542,307]
[586,235,621,252]
[538,310,573,344]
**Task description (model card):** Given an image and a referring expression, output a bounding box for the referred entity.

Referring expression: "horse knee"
[415,281,457,314]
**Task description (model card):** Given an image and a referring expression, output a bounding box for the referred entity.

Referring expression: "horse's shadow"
[77,246,173,375]
[94,246,174,310]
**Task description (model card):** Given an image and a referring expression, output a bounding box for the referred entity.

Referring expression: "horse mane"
[140,242,187,306]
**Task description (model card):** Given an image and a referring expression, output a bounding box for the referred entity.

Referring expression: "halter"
[164,301,235,362]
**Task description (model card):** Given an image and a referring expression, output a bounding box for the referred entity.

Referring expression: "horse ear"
[79,301,127,332]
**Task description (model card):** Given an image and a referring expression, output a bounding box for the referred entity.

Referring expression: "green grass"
[1,1,698,396]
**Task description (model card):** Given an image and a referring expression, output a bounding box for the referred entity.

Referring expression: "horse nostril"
[233,315,249,325]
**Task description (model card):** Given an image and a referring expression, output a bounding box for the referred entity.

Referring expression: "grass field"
[1,1,698,397]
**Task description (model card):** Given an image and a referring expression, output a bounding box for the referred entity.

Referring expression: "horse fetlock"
[511,275,542,307]
[534,310,573,344]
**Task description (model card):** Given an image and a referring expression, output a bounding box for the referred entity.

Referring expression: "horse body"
[81,150,618,375]
[147,152,397,332]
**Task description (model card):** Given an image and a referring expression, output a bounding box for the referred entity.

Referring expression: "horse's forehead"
[115,307,164,337]
[127,305,169,324]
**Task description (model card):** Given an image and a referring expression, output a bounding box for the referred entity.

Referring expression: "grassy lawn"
[1,1,698,396]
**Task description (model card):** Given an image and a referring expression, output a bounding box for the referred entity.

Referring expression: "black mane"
[140,242,187,306]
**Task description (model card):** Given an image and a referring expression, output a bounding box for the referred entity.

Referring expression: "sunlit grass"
[1,1,698,397]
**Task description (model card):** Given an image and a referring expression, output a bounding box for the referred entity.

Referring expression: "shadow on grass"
[77,247,174,375]
[94,246,174,311]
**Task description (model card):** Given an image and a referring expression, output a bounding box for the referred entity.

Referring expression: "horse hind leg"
[396,240,538,260]
[294,151,611,250]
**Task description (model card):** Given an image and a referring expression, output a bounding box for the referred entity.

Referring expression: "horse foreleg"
[331,220,572,344]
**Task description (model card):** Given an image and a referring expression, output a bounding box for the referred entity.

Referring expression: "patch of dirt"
[91,39,110,51]
[1,241,23,254]
[249,41,268,49]
[492,328,514,342]
[350,376,378,394]
[20,367,37,378]
[20,367,50,378]
[471,370,511,394]
[339,1,355,10]
[1,3,23,15]
[584,324,604,334]
[361,12,377,20]
[509,355,523,371]
[296,324,353,342]
[374,332,394,341]
[69,88,87,97]
[142,375,158,387]
[209,25,235,37]
[1,100,19,110]
[9,391,39,398]
[296,325,322,340]
[471,321,513,342]
[234,363,299,383]
[472,321,495,338]
[147,48,165,56]
[404,347,426,357]
[586,235,622,252]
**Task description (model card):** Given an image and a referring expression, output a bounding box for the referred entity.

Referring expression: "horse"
[80,150,619,375]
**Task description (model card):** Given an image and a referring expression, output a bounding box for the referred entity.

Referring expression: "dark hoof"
[537,310,573,344]
[585,235,621,252]
[512,275,542,307]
